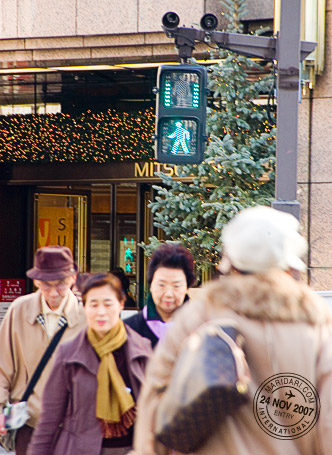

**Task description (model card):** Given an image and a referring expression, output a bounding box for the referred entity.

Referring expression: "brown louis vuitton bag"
[155,320,250,453]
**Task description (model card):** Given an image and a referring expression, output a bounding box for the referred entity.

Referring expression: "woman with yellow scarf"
[27,273,152,455]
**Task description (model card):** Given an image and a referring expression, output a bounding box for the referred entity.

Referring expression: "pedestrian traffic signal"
[154,65,207,164]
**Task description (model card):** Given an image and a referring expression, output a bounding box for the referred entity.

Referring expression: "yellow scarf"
[87,320,136,437]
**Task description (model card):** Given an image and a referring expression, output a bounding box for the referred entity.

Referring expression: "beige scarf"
[87,320,136,437]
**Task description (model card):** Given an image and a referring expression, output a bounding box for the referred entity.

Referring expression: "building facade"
[1,0,330,308]
[296,0,332,290]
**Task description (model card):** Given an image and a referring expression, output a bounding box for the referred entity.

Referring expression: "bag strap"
[21,318,68,402]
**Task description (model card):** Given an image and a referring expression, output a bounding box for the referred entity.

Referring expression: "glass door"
[34,191,88,272]
[90,185,111,273]
[115,184,137,306]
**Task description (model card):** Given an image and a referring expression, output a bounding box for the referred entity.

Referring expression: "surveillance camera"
[200,13,218,32]
[162,12,180,30]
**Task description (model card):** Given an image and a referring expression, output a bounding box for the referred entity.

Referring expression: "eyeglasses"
[38,281,70,292]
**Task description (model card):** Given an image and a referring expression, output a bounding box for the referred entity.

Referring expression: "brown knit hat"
[26,246,78,281]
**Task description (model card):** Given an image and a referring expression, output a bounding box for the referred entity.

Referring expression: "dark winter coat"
[27,324,152,455]
[126,293,189,348]
[125,311,159,348]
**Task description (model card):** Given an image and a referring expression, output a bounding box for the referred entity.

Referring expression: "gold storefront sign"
[134,162,180,178]
[38,207,74,250]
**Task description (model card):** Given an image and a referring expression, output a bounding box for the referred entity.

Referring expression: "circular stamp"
[253,373,320,440]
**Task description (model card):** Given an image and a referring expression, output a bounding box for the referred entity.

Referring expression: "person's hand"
[0,412,7,435]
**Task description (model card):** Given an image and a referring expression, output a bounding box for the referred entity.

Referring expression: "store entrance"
[34,190,89,272]
[33,183,154,308]
[90,183,152,308]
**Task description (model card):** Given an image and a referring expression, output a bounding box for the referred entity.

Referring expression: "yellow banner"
[38,207,74,250]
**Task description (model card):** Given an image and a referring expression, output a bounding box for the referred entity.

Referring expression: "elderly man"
[0,246,86,455]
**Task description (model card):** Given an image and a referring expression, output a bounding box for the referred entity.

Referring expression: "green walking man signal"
[168,122,190,155]
[154,64,208,164]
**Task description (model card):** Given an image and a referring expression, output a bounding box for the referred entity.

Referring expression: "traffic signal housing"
[154,64,207,164]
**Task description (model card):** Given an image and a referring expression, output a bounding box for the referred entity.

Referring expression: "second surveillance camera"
[200,13,218,32]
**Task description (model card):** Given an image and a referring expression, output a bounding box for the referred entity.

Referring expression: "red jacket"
[27,324,152,455]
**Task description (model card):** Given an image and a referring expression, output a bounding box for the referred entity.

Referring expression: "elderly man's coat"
[0,289,86,427]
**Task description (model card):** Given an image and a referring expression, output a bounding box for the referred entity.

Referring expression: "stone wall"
[0,0,209,65]
[0,0,274,67]
[300,0,332,289]
[0,0,207,38]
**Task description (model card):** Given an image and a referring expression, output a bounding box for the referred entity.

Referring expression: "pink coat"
[133,270,332,455]
[27,325,152,455]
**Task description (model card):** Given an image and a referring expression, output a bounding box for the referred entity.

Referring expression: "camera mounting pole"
[162,0,316,219]
[165,26,314,63]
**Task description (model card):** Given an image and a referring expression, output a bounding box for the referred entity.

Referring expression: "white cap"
[218,206,307,274]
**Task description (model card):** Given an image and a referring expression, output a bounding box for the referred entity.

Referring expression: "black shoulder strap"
[21,319,68,402]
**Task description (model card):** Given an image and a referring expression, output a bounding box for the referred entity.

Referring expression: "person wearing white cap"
[130,206,332,455]
[218,205,307,277]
